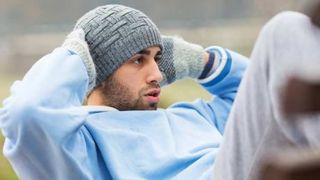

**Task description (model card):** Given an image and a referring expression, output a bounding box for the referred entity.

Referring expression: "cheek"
[115,68,146,95]
[120,76,144,95]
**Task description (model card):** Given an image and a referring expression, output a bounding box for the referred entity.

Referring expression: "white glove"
[159,36,206,85]
[62,29,96,93]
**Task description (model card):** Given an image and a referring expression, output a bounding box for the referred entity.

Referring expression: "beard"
[100,76,160,111]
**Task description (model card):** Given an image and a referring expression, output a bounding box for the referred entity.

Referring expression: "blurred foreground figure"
[256,4,320,180]
[212,8,320,180]
[0,4,248,180]
[283,1,320,115]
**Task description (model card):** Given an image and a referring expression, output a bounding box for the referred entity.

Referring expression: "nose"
[146,59,163,84]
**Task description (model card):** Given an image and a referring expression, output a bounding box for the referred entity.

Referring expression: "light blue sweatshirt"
[0,47,247,180]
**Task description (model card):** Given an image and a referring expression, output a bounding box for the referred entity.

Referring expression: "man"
[212,9,320,180]
[0,4,248,180]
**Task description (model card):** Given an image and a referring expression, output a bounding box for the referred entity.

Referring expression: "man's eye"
[133,58,143,64]
[155,55,162,62]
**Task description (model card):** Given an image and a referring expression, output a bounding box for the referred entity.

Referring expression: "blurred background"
[0,0,317,179]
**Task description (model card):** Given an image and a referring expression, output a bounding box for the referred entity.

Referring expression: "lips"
[146,89,160,97]
[144,89,161,103]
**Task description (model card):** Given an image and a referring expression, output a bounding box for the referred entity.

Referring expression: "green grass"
[159,79,212,108]
[0,136,18,180]
[0,74,19,180]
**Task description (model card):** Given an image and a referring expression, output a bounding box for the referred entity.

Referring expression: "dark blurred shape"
[259,149,320,180]
[282,77,320,115]
[308,0,320,27]
[281,0,320,115]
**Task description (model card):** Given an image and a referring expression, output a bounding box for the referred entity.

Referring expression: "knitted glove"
[61,29,96,93]
[158,36,206,86]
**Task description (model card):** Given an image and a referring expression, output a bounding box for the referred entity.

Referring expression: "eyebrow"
[138,49,162,56]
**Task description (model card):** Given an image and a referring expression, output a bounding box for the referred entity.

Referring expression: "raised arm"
[159,36,248,134]
[0,30,95,179]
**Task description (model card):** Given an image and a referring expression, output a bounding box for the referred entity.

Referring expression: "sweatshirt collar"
[82,105,118,112]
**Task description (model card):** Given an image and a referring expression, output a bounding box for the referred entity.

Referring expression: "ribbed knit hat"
[74,4,163,87]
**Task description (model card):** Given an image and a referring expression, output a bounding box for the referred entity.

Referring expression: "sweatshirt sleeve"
[170,47,248,134]
[203,48,248,134]
[0,48,91,179]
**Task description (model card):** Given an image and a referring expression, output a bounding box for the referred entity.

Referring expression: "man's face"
[100,46,163,111]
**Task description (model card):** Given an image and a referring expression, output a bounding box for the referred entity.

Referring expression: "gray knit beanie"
[74,4,163,87]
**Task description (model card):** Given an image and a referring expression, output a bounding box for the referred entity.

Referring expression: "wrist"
[203,51,210,65]
[199,51,215,79]
[198,46,231,85]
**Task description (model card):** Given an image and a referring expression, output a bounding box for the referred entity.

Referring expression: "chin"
[149,103,158,110]
[146,107,157,111]
[141,103,158,111]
